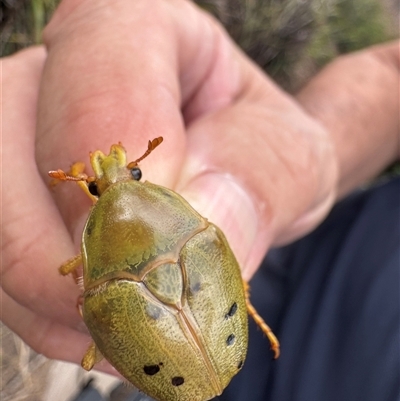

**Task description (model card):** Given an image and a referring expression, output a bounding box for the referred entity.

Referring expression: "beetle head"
[90,144,131,195]
[89,137,163,196]
[48,138,163,198]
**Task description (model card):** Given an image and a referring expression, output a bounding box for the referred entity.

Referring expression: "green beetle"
[49,138,279,401]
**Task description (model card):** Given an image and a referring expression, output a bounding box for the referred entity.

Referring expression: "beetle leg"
[81,342,104,371]
[76,181,98,204]
[243,281,280,359]
[59,254,82,277]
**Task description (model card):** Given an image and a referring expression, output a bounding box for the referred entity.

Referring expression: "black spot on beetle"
[146,304,163,320]
[190,280,201,294]
[226,334,236,346]
[225,302,238,319]
[237,360,243,369]
[144,365,160,375]
[171,377,184,386]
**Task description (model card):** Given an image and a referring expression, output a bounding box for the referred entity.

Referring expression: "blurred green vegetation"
[332,0,392,53]
[308,0,395,66]
[198,0,397,90]
[1,0,60,56]
[2,0,396,91]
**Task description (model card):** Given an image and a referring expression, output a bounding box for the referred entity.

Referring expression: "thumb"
[177,66,337,280]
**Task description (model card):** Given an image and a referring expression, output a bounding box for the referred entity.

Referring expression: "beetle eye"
[88,182,99,197]
[130,167,142,181]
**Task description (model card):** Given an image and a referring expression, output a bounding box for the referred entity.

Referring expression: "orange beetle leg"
[81,342,104,371]
[243,281,280,359]
[59,254,82,277]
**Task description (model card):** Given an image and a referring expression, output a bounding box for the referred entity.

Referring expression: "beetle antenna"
[48,169,89,182]
[49,169,98,202]
[127,137,163,168]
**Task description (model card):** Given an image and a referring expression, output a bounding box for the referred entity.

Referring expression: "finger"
[36,0,337,283]
[35,0,239,239]
[1,47,83,328]
[297,40,400,197]
[178,61,337,279]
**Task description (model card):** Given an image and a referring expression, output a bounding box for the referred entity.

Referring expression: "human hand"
[34,0,337,272]
[3,0,397,370]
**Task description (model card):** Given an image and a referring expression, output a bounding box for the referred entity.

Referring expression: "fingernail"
[179,173,259,275]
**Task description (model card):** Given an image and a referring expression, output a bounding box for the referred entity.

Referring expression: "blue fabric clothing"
[218,177,400,401]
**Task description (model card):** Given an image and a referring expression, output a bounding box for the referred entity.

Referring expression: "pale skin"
[1,0,399,375]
